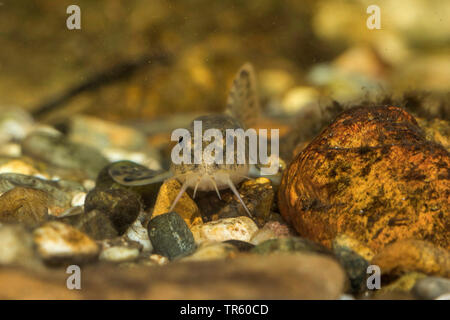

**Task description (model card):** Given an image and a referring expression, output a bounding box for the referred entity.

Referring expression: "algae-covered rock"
[278,105,449,252]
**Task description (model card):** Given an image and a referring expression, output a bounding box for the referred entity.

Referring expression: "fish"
[109,63,262,217]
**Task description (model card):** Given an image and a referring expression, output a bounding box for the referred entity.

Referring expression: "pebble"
[190,216,258,245]
[69,115,147,151]
[21,131,109,179]
[278,106,450,251]
[281,86,320,116]
[225,177,274,225]
[147,212,196,260]
[332,234,374,261]
[0,173,85,216]
[181,241,237,262]
[223,240,255,252]
[0,108,34,144]
[0,253,347,299]
[99,237,142,263]
[71,191,87,207]
[84,188,141,235]
[374,272,426,297]
[0,224,39,268]
[152,179,202,228]
[0,143,21,157]
[0,187,50,228]
[0,159,49,178]
[148,254,169,266]
[371,240,450,278]
[412,277,450,300]
[251,237,332,256]
[332,238,370,293]
[61,209,118,240]
[250,221,294,245]
[126,219,152,252]
[33,221,99,265]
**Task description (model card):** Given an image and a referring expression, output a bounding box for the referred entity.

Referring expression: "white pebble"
[190,216,258,244]
[126,219,153,252]
[71,192,87,207]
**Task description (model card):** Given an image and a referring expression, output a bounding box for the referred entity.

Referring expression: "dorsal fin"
[225,63,260,128]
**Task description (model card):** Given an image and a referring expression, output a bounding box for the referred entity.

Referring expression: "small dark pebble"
[61,209,118,240]
[147,212,196,260]
[84,188,141,235]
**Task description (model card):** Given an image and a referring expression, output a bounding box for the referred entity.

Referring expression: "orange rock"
[278,105,449,252]
[371,240,450,278]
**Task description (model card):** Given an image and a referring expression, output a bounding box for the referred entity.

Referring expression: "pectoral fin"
[108,161,173,186]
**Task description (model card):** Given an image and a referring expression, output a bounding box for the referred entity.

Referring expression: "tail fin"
[225,63,260,128]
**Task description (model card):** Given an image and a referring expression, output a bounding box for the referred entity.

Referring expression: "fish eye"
[178,136,183,143]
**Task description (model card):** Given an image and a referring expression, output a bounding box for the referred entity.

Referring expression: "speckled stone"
[33,221,99,265]
[147,212,196,260]
[278,106,449,252]
[190,216,258,245]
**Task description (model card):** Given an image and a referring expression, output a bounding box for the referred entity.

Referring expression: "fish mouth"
[169,170,252,217]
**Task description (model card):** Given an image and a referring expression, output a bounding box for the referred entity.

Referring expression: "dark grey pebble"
[147,212,196,260]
